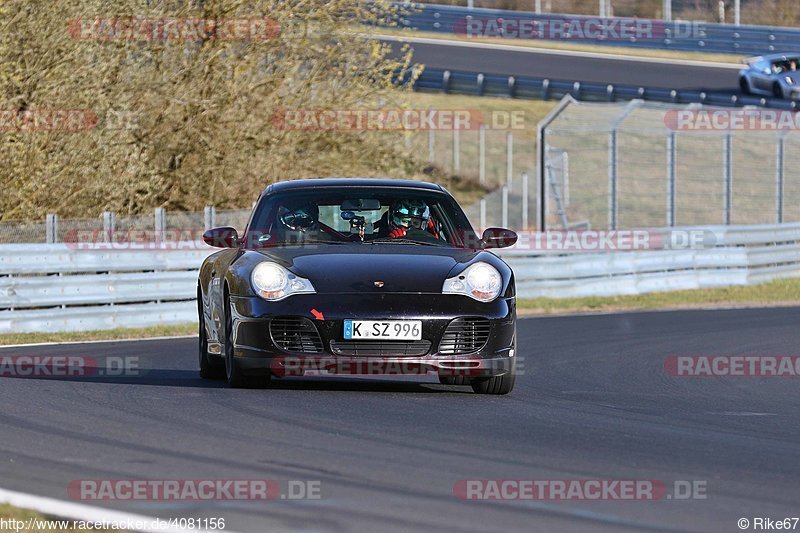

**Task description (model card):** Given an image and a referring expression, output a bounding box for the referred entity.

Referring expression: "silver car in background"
[739,54,800,99]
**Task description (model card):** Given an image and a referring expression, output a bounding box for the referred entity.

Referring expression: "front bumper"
[227,293,516,378]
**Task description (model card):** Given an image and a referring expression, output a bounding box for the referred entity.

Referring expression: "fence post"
[46,214,58,244]
[506,131,513,192]
[479,125,486,185]
[535,0,542,14]
[204,206,216,231]
[724,134,733,225]
[102,211,116,242]
[502,186,509,229]
[663,0,672,21]
[776,133,786,224]
[608,128,618,230]
[155,207,166,242]
[666,132,677,227]
[428,129,435,163]
[453,129,460,173]
[521,172,529,230]
[734,0,740,25]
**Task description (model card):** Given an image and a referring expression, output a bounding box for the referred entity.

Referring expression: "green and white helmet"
[390,199,430,229]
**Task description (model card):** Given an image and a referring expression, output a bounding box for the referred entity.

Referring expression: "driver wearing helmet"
[384,199,443,243]
[269,202,331,244]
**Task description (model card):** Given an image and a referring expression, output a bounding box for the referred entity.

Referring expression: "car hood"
[254,244,482,294]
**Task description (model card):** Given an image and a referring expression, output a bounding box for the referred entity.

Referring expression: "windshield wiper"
[366,238,440,246]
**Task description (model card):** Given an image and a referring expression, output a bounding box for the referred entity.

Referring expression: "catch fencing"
[538,96,800,231]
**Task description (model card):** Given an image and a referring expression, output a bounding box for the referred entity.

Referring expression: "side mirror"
[481,227,517,249]
[202,227,239,248]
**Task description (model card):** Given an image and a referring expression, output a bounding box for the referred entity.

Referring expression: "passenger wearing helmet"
[388,199,430,238]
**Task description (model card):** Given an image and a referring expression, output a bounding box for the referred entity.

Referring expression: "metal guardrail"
[2,223,800,332]
[393,3,800,55]
[414,67,799,109]
[0,243,213,334]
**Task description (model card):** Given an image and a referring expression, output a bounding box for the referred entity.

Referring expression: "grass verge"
[0,503,122,532]
[518,278,800,315]
[0,323,196,346]
[380,28,745,64]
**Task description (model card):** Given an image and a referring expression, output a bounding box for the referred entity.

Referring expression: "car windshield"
[242,186,477,248]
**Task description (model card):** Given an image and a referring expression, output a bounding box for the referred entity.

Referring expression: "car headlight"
[442,262,502,302]
[251,262,315,301]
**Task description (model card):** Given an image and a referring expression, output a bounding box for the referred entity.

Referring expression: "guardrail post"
[522,172,529,229]
[479,125,486,185]
[542,79,550,101]
[204,206,216,231]
[734,0,740,26]
[667,132,677,226]
[442,70,451,94]
[506,131,513,192]
[480,198,486,232]
[453,128,460,173]
[428,129,434,163]
[46,214,58,244]
[155,207,166,243]
[502,186,509,229]
[776,133,786,224]
[102,211,116,242]
[663,0,672,21]
[608,128,618,230]
[724,134,733,224]
[476,73,484,96]
[508,76,516,98]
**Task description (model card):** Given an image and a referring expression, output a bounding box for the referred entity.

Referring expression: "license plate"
[343,320,422,340]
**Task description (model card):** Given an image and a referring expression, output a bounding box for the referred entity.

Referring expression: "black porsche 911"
[198,178,518,394]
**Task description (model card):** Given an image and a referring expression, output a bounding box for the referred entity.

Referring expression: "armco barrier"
[415,67,799,109]
[391,3,800,55]
[1,223,800,333]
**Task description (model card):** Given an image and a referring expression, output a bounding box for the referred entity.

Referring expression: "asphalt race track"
[1,308,799,532]
[388,38,742,93]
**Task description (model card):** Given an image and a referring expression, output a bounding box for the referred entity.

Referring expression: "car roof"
[265,178,445,195]
[745,53,800,64]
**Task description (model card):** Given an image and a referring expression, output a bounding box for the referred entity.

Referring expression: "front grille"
[269,317,324,354]
[438,318,491,355]
[330,340,432,356]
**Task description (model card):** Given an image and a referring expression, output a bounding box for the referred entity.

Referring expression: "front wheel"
[199,297,224,379]
[470,361,516,395]
[739,77,750,95]
[222,295,270,388]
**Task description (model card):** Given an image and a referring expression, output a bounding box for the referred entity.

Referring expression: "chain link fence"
[541,97,800,230]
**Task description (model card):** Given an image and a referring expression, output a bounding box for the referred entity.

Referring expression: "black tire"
[739,77,750,95]
[773,81,784,99]
[438,374,470,386]
[470,361,516,395]
[222,292,271,388]
[198,292,224,379]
